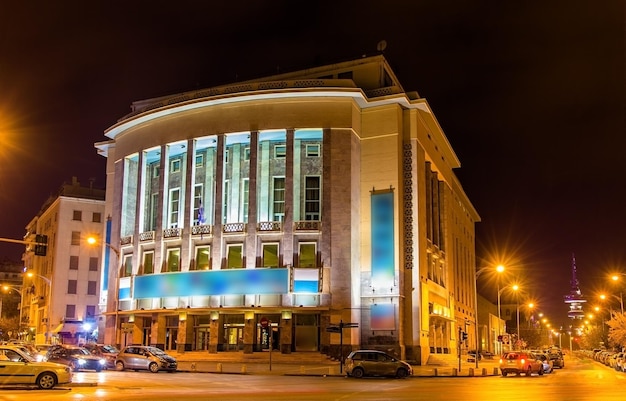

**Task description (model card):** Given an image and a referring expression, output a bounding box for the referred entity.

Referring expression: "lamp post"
[497,284,519,351]
[473,264,505,367]
[495,265,505,355]
[26,272,52,344]
[610,275,625,314]
[87,236,121,347]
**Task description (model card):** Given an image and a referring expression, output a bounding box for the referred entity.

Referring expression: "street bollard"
[241,365,247,374]
[217,363,222,373]
[452,368,458,376]
[433,368,438,376]
[469,368,475,377]
[493,367,499,376]
[482,368,487,376]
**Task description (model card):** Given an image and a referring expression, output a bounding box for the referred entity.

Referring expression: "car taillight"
[520,358,525,364]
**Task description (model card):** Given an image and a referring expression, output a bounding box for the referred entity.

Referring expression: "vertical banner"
[371,190,395,286]
[371,303,396,330]
[103,217,112,291]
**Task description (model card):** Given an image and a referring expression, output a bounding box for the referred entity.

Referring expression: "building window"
[66,305,76,319]
[87,281,97,295]
[273,177,285,222]
[274,145,286,158]
[299,243,317,268]
[89,257,98,271]
[194,246,211,270]
[225,149,229,163]
[194,185,204,225]
[167,248,180,272]
[262,243,279,268]
[170,158,181,173]
[68,280,77,294]
[169,188,180,228]
[86,305,96,319]
[122,254,132,277]
[306,144,320,157]
[195,153,204,167]
[223,180,229,223]
[71,231,81,246]
[304,176,321,220]
[152,164,160,177]
[241,179,249,223]
[142,251,154,275]
[226,244,243,269]
[69,256,79,270]
[72,210,82,221]
[244,147,250,160]
[92,212,102,223]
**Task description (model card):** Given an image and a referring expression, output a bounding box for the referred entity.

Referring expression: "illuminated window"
[142,251,154,275]
[299,243,316,268]
[273,177,285,222]
[169,188,180,228]
[167,248,180,272]
[194,246,211,270]
[262,243,279,268]
[226,244,243,269]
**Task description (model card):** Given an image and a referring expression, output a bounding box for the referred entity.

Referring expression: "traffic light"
[34,234,48,256]
[461,331,468,342]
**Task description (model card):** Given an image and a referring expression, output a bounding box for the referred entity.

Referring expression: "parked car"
[83,343,119,369]
[115,345,177,373]
[0,345,72,389]
[467,350,482,362]
[344,350,412,378]
[547,349,565,369]
[46,345,107,372]
[34,344,55,362]
[536,352,553,373]
[499,351,544,376]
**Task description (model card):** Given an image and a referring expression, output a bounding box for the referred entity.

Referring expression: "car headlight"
[99,359,106,365]
[78,359,86,365]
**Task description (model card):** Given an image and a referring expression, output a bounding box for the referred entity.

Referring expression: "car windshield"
[146,347,166,356]
[70,348,91,356]
[102,345,119,353]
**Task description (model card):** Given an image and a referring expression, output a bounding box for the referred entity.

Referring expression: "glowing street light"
[610,274,625,313]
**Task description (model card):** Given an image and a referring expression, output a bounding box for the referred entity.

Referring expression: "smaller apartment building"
[95,55,479,364]
[21,178,105,345]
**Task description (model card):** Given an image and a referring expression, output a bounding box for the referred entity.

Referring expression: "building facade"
[95,55,479,364]
[21,178,105,344]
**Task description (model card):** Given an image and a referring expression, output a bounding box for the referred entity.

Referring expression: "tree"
[606,312,626,349]
[0,316,21,341]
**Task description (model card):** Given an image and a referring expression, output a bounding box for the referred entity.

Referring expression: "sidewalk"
[169,351,501,377]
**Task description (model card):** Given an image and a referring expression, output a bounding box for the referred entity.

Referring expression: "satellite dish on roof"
[377,40,387,52]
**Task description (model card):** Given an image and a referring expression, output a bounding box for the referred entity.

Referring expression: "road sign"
[501,334,510,344]
[326,326,341,333]
[342,323,358,328]
[260,317,269,328]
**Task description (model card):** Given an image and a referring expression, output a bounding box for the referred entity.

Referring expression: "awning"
[52,321,83,335]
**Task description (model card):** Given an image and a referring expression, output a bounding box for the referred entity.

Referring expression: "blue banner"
[371,191,395,285]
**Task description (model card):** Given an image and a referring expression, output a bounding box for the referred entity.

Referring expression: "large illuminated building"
[95,55,479,364]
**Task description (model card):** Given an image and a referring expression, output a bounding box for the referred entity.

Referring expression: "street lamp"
[25,271,52,344]
[497,283,518,351]
[87,235,121,347]
[610,275,625,314]
[474,264,506,367]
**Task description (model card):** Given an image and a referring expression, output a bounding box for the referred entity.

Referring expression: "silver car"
[115,345,177,373]
[345,350,412,378]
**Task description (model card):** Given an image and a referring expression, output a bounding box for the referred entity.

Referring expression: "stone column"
[280,317,292,354]
[209,316,220,353]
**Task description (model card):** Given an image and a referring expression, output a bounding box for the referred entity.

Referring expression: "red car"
[499,351,544,376]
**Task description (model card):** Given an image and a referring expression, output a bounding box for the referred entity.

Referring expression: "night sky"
[1,1,623,324]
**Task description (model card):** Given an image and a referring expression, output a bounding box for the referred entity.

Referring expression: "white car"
[0,346,72,389]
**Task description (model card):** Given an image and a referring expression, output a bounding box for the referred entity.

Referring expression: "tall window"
[72,210,82,221]
[169,188,180,228]
[167,248,180,272]
[87,281,97,295]
[194,184,204,225]
[194,246,211,270]
[71,231,81,246]
[273,177,285,222]
[241,179,249,223]
[142,251,154,275]
[223,180,230,223]
[86,305,96,318]
[262,243,279,268]
[89,257,98,271]
[299,243,317,268]
[122,254,133,277]
[305,176,321,220]
[226,244,243,269]
[65,305,76,319]
[69,256,79,270]
[68,280,77,294]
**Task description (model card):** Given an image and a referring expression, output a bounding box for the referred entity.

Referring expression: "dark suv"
[344,350,412,378]
[547,350,564,368]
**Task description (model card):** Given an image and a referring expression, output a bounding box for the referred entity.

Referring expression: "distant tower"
[564,254,586,319]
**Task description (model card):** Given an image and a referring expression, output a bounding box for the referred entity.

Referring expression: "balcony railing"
[223,223,246,233]
[294,221,321,231]
[258,221,282,232]
[191,224,212,236]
